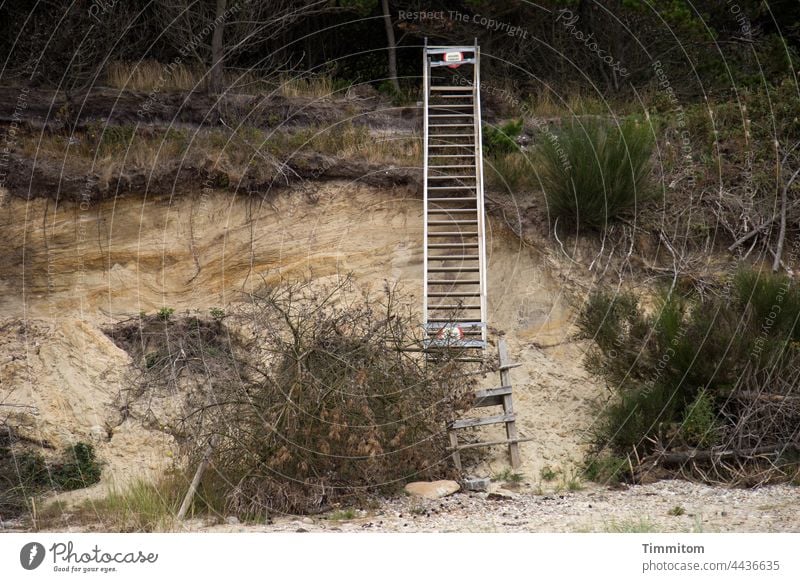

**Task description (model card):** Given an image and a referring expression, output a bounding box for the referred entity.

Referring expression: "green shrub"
[537,119,654,228]
[156,307,175,321]
[578,269,800,482]
[53,442,101,490]
[680,390,720,448]
[483,119,523,156]
[583,455,629,484]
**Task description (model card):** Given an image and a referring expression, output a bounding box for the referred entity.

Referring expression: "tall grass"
[69,472,228,532]
[537,119,654,229]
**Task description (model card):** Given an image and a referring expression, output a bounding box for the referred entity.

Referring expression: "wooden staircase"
[448,338,523,470]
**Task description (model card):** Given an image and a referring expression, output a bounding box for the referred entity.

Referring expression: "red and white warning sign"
[444,52,463,64]
[435,324,464,341]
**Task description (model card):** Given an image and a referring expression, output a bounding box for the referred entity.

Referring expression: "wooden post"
[177,437,215,520]
[448,430,462,472]
[498,339,522,468]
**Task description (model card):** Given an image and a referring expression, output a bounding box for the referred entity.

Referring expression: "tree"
[152,0,329,93]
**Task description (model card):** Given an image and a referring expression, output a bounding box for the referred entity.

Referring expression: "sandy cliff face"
[0,182,599,484]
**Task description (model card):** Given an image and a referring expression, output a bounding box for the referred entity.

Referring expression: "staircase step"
[428,242,479,248]
[427,279,480,285]
[427,231,479,237]
[429,220,478,226]
[473,386,513,408]
[450,413,516,430]
[427,289,481,296]
[429,164,476,169]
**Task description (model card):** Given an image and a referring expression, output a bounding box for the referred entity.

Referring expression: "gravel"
[195,480,800,533]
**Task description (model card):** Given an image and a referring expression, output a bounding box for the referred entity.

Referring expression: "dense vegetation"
[578,269,800,485]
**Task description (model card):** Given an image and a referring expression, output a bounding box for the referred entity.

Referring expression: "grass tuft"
[536,119,654,229]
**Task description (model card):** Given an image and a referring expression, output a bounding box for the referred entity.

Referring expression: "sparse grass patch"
[327,508,357,521]
[605,517,657,533]
[486,151,536,192]
[668,505,686,516]
[494,468,524,483]
[539,466,559,482]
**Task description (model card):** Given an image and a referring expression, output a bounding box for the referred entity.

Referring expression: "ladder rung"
[428,304,482,310]
[451,438,528,451]
[427,145,475,149]
[427,232,479,237]
[425,321,485,328]
[427,267,481,272]
[429,165,476,169]
[427,291,481,297]
[427,175,475,179]
[428,186,475,190]
[427,209,476,214]
[428,154,476,158]
[429,134,474,138]
[450,413,516,430]
[428,279,480,285]
[429,114,474,118]
[430,86,473,91]
[474,385,513,397]
[428,255,480,260]
[424,339,486,349]
[428,220,478,226]
[428,242,479,248]
[428,198,477,202]
[430,124,474,128]
[433,95,474,99]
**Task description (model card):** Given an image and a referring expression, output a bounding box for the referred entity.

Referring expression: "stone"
[301,517,314,525]
[487,484,516,500]
[404,480,460,499]
[461,477,491,492]
[225,516,240,525]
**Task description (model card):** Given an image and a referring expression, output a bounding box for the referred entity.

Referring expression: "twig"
[773,165,800,271]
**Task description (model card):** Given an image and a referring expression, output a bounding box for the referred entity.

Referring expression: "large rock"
[404,480,461,499]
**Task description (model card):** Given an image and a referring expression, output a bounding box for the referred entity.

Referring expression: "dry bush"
[204,276,475,516]
[109,276,476,517]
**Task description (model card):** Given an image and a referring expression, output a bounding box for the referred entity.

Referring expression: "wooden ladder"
[448,338,523,470]
[422,41,488,360]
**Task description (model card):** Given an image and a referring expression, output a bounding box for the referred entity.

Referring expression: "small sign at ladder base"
[436,324,464,341]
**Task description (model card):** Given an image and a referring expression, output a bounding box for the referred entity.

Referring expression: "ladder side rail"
[422,45,431,333]
[473,44,489,346]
